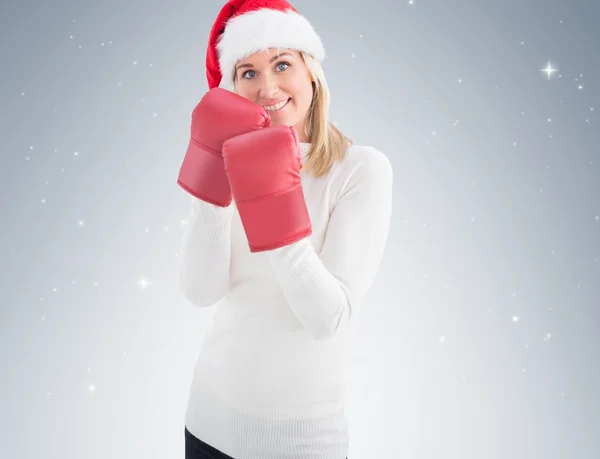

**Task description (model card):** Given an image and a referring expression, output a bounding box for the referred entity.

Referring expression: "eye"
[241,70,257,79]
[276,61,290,71]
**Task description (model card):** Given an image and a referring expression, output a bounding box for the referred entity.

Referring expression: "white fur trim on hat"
[216,8,325,89]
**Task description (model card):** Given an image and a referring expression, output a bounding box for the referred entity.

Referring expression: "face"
[234,48,314,141]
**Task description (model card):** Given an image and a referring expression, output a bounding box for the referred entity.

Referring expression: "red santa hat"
[206,0,325,90]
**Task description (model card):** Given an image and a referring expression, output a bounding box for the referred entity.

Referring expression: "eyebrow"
[235,52,293,72]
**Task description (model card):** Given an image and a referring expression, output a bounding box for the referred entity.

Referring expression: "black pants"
[184,426,347,459]
[185,426,234,458]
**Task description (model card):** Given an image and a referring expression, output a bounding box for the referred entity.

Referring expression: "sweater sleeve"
[178,196,233,307]
[266,147,393,340]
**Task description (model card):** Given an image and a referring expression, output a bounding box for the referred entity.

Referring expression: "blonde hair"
[233,50,351,178]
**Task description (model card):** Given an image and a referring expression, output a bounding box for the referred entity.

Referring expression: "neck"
[294,121,310,143]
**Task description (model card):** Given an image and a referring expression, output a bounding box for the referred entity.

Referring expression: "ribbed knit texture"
[180,142,393,459]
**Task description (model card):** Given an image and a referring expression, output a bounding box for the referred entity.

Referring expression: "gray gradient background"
[1,0,598,458]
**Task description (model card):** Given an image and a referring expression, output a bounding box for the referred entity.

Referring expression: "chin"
[270,116,298,128]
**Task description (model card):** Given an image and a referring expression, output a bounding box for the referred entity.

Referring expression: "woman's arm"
[267,146,393,339]
[178,196,233,307]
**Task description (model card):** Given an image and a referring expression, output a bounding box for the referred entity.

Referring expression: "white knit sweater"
[179,142,393,459]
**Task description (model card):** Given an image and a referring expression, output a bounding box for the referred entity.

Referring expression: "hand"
[222,125,312,252]
[177,88,270,206]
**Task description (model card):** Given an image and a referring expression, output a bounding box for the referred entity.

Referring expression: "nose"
[258,73,279,99]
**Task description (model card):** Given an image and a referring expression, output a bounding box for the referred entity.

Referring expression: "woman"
[177,1,393,458]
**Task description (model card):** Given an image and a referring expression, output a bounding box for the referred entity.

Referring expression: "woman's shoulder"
[337,143,393,180]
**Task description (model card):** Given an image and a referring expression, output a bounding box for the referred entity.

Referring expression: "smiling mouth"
[263,98,290,111]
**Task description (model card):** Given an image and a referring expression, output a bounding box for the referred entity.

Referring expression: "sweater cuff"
[186,198,234,244]
[268,238,316,289]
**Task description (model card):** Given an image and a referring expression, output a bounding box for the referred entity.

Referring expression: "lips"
[263,98,290,111]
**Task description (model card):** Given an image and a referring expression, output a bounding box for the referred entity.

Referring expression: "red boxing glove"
[222,125,312,252]
[177,88,270,206]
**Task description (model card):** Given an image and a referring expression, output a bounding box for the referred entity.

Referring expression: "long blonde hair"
[233,51,351,178]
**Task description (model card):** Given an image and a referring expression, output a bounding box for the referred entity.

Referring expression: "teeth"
[264,99,288,111]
